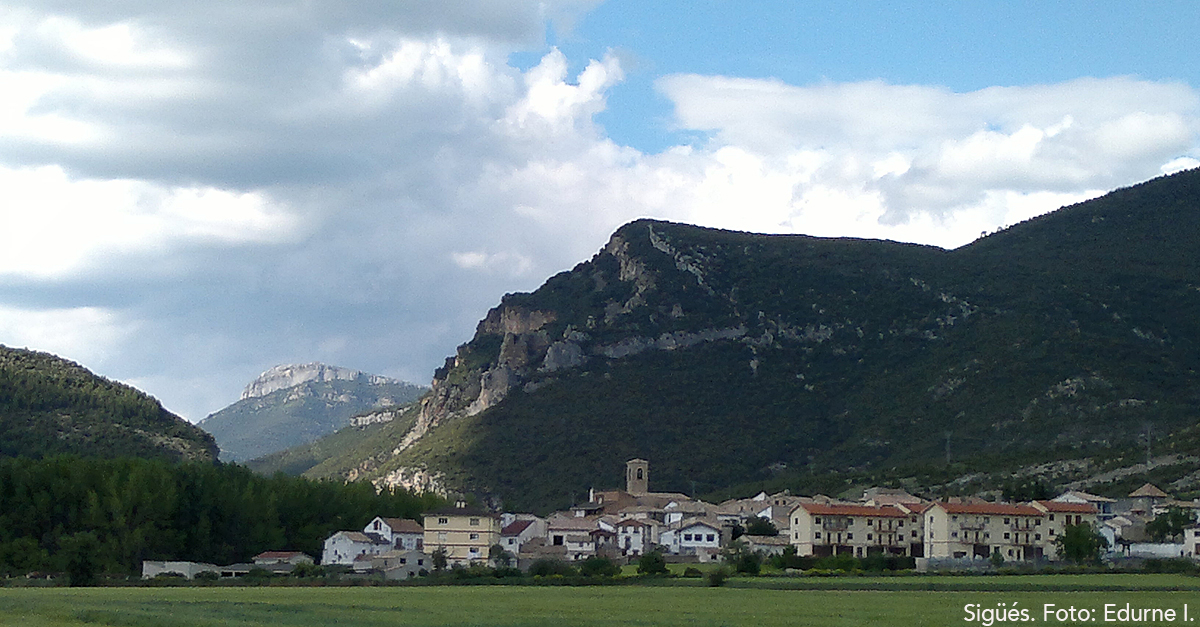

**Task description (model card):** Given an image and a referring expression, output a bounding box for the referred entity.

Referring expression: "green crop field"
[5,576,1200,627]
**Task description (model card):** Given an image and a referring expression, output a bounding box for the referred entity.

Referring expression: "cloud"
[0,1,1197,423]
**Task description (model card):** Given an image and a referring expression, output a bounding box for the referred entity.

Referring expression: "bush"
[734,551,762,575]
[579,556,620,578]
[194,571,220,582]
[682,567,703,578]
[528,558,577,577]
[706,566,731,587]
[636,551,669,575]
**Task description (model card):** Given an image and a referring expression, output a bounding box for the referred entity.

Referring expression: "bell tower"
[626,458,649,496]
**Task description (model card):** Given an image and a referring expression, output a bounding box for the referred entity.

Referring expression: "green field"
[5,576,1200,626]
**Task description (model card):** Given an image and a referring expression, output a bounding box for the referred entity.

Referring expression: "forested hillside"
[0,346,217,462]
[0,456,441,578]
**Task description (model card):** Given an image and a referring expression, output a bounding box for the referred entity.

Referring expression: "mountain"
[200,363,426,462]
[283,169,1200,512]
[0,345,218,462]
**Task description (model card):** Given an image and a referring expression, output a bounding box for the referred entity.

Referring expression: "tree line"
[0,456,443,577]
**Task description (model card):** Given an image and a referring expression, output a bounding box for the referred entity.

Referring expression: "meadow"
[5,575,1200,626]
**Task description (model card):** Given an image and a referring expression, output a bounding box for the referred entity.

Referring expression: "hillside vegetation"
[283,169,1200,512]
[0,346,217,462]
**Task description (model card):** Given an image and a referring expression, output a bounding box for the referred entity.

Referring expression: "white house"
[501,518,544,554]
[615,518,657,557]
[663,519,722,561]
[365,516,424,551]
[321,531,391,566]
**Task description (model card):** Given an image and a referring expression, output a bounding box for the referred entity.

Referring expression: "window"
[952,515,958,522]
[470,518,480,526]
[399,558,407,564]
[847,533,853,540]
[1003,518,1009,524]
[437,532,447,542]
[814,517,821,524]
[637,468,643,480]
[1049,529,1055,536]
[867,533,873,541]
[867,519,873,525]
[1003,532,1010,540]
[951,531,958,538]
[911,530,917,538]
[684,534,692,541]
[469,547,479,554]
[1035,519,1041,526]
[706,534,715,542]
[469,533,479,540]
[438,517,448,525]
[553,535,564,546]
[1049,514,1055,521]
[1035,533,1041,541]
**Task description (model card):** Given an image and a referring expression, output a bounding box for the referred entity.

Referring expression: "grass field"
[4,576,1200,626]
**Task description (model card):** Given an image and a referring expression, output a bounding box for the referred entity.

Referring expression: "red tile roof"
[502,520,534,536]
[797,503,907,518]
[935,502,1043,516]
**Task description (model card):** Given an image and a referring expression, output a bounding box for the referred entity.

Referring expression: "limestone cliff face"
[386,221,783,462]
[241,363,394,400]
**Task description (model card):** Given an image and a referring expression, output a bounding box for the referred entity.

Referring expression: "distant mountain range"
[200,363,426,462]
[257,169,1200,513]
[0,345,217,462]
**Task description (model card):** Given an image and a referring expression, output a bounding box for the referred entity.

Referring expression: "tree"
[1146,507,1195,542]
[488,544,513,568]
[431,548,448,572]
[743,517,778,536]
[1056,523,1109,564]
[59,532,100,587]
[636,550,668,575]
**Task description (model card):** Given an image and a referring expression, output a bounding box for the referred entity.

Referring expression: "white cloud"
[0,0,1198,423]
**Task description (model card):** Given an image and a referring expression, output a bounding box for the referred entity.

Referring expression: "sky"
[1,0,1198,423]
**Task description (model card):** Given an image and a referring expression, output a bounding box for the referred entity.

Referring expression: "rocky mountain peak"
[240,363,392,400]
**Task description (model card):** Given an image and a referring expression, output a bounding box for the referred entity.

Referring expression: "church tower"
[626,458,649,496]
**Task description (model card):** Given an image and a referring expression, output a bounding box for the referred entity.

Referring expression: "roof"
[334,531,389,544]
[1034,500,1099,514]
[501,520,534,536]
[797,503,908,518]
[427,506,498,518]
[1053,490,1117,503]
[379,518,424,534]
[254,551,307,560]
[934,502,1043,516]
[1130,483,1171,498]
[677,518,721,531]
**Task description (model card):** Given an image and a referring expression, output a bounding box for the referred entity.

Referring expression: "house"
[500,518,543,555]
[423,501,501,566]
[545,514,601,561]
[741,534,790,556]
[614,518,658,557]
[372,549,430,580]
[925,502,1049,561]
[662,518,722,561]
[364,516,424,551]
[322,530,391,566]
[141,560,220,580]
[790,502,917,558]
[1053,490,1117,521]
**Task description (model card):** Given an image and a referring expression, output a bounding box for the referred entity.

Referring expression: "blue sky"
[0,0,1197,425]
[532,1,1200,151]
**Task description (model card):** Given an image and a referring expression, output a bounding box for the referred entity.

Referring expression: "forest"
[0,456,443,577]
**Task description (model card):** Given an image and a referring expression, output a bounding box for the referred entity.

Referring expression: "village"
[143,460,1200,580]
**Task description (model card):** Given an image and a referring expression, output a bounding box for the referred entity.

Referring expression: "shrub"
[706,566,731,587]
[682,567,703,578]
[579,556,620,578]
[636,551,669,575]
[194,571,220,582]
[528,558,577,577]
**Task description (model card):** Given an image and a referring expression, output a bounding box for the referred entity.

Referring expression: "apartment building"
[789,502,925,558]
